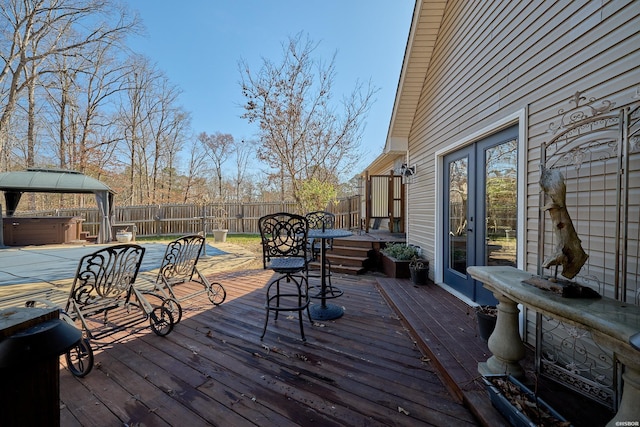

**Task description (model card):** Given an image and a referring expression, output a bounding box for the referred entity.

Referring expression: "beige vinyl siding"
[398,5,639,404]
[405,0,639,282]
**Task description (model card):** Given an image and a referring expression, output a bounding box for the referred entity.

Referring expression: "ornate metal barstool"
[258,212,312,341]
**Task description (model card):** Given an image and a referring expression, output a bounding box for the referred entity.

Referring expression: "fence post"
[0,204,4,247]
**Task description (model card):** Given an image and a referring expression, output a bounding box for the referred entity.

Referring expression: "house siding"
[406,0,639,280]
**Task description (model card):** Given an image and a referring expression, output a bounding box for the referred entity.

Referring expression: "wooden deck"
[376,276,614,427]
[1,239,614,426]
[56,270,480,426]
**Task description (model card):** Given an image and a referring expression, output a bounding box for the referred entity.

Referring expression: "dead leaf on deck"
[398,406,410,415]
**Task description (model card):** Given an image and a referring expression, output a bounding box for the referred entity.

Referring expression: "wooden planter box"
[380,254,411,278]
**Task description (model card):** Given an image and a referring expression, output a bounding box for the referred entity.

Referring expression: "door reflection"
[484,140,517,267]
[448,157,468,274]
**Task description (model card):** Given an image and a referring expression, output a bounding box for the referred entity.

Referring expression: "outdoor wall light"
[400,163,416,177]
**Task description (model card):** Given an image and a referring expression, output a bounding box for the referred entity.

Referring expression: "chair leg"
[298,313,306,341]
[262,279,278,340]
[262,273,310,341]
[260,306,270,340]
[299,275,310,341]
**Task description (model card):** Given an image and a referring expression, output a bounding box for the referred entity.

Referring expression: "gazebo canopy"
[0,168,115,243]
[0,168,113,193]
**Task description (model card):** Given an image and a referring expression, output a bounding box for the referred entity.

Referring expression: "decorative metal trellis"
[535,90,640,409]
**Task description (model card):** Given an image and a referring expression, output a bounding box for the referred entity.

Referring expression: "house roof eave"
[363,0,447,173]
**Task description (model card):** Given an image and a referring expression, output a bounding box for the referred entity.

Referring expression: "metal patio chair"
[153,234,226,323]
[27,244,177,377]
[258,212,312,341]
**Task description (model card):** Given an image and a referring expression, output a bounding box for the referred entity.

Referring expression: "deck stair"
[308,236,383,275]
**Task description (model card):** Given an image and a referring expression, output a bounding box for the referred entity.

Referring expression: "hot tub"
[2,216,85,246]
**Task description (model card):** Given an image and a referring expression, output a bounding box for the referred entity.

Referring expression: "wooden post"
[0,204,4,247]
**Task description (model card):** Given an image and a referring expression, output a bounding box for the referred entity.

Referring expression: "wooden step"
[332,264,366,275]
[326,253,370,267]
[312,237,385,275]
[334,237,378,249]
[308,261,366,275]
[330,244,371,257]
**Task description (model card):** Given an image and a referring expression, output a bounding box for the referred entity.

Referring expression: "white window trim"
[433,108,528,285]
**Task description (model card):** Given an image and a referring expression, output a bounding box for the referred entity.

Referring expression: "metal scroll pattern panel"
[537,313,616,409]
[535,92,640,409]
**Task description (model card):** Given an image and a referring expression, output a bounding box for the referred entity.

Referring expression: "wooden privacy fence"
[18,197,362,238]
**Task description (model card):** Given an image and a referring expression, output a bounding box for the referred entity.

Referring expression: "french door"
[443,126,518,305]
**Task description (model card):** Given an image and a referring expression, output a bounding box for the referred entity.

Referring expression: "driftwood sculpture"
[540,167,588,279]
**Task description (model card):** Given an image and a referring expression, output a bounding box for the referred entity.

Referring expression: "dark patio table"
[307,228,352,320]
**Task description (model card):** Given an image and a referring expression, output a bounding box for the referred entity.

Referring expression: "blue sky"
[125,1,415,172]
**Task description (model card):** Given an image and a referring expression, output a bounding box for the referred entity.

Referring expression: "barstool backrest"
[258,212,309,269]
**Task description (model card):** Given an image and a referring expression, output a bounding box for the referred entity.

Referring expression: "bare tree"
[146,76,186,204]
[183,136,209,203]
[233,139,255,202]
[198,131,234,201]
[43,39,131,173]
[159,109,190,204]
[118,58,154,204]
[0,0,139,170]
[115,55,191,205]
[239,33,376,207]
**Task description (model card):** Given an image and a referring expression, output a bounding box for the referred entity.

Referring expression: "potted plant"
[380,243,420,278]
[409,256,429,285]
[475,305,497,341]
[115,228,133,243]
[482,374,570,427]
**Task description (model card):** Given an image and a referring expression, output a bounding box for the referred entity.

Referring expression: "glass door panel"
[443,125,518,304]
[483,140,518,267]
[443,145,475,297]
[449,157,468,275]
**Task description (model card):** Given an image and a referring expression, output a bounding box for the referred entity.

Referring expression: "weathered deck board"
[1,253,615,426]
[57,269,479,426]
[375,277,508,426]
[375,278,489,396]
[374,276,615,427]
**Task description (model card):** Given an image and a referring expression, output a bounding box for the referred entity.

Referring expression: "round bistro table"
[306,228,352,320]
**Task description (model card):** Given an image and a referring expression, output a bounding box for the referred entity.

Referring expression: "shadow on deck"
[51,271,478,426]
[0,240,614,426]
